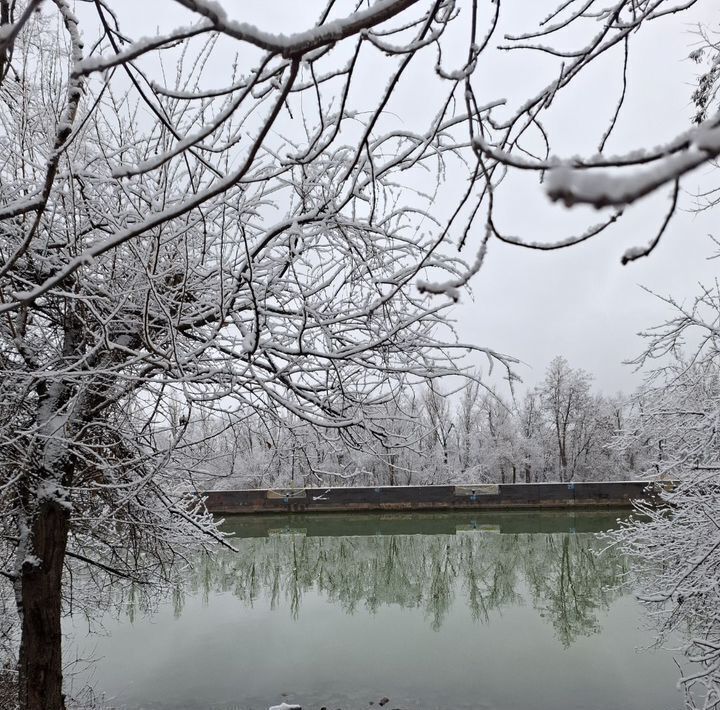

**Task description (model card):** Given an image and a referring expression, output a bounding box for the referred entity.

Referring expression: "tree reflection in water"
[169,515,629,645]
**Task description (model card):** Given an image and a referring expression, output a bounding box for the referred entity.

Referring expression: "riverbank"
[203,481,660,515]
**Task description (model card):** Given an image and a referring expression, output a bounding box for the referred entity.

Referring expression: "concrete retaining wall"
[203,481,656,515]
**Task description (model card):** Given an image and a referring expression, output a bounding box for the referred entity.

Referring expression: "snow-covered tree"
[420,381,455,474]
[516,390,547,483]
[0,5,506,708]
[613,278,720,710]
[476,389,519,483]
[456,379,482,476]
[538,357,596,481]
[1,0,716,707]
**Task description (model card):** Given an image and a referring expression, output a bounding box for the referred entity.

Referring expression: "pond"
[67,510,683,710]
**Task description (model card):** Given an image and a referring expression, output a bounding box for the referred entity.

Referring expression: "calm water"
[67,510,683,710]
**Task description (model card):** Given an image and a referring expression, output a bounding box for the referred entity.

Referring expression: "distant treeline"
[179,356,659,490]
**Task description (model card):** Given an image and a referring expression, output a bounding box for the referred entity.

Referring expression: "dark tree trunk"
[17,501,70,710]
[0,1,10,80]
[559,448,567,481]
[387,452,396,486]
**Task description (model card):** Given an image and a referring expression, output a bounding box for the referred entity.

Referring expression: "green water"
[68,510,683,710]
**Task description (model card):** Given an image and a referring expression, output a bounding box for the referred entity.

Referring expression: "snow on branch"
[546,122,720,208]
[0,0,43,56]
[171,0,422,58]
[474,117,720,209]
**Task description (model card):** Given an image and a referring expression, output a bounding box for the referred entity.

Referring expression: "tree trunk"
[387,451,396,486]
[17,500,70,710]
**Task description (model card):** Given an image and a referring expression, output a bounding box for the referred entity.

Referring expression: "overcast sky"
[105,0,720,395]
[452,2,720,394]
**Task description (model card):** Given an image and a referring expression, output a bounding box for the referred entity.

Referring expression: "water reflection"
[72,511,681,710]
[173,511,629,644]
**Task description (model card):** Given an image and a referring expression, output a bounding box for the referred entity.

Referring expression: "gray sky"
[449,2,720,393]
[104,0,720,395]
